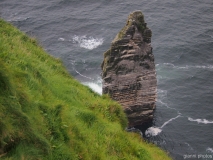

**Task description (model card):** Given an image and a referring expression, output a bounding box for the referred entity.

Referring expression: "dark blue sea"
[1,0,213,159]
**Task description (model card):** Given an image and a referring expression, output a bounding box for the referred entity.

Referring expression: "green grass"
[0,18,171,160]
[112,11,146,43]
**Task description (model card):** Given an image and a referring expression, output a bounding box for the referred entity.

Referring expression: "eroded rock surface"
[101,11,157,127]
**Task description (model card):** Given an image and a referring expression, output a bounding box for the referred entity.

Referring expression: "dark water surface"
[1,1,213,159]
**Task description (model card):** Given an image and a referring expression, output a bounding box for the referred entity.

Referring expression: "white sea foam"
[72,35,103,50]
[83,82,102,95]
[73,67,94,80]
[157,89,167,98]
[162,63,213,70]
[157,89,182,115]
[145,115,181,137]
[193,65,213,69]
[145,127,162,137]
[157,99,167,106]
[163,63,175,68]
[185,142,194,151]
[176,65,213,70]
[9,16,30,22]
[161,115,181,128]
[157,99,180,114]
[58,37,65,41]
[188,117,213,124]
[169,64,213,70]
[207,147,213,153]
[72,67,102,94]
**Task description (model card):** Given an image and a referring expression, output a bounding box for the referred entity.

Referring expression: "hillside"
[0,19,171,160]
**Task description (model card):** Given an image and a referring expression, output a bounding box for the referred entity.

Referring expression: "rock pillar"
[101,11,157,127]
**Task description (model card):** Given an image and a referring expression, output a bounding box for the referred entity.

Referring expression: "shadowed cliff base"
[102,11,157,127]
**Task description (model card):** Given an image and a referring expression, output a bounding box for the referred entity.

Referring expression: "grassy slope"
[0,19,171,160]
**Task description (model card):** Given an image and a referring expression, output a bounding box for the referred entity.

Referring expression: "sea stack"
[101,11,157,127]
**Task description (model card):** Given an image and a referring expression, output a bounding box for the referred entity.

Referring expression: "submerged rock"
[101,11,157,127]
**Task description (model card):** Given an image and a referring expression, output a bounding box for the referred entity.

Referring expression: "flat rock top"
[101,11,157,127]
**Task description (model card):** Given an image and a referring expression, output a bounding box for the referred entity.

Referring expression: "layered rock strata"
[101,11,157,127]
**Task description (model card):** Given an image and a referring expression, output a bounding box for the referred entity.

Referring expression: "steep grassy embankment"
[0,19,171,160]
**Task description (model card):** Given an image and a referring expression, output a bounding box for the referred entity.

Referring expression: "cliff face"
[101,11,157,127]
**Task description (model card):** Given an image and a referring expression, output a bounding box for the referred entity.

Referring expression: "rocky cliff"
[101,11,157,127]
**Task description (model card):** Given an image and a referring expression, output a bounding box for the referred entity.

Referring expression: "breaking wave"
[145,127,162,137]
[72,35,103,50]
[83,82,102,95]
[73,67,102,94]
[188,117,213,124]
[145,115,181,137]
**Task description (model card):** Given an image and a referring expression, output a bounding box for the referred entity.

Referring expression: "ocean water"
[1,0,213,159]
